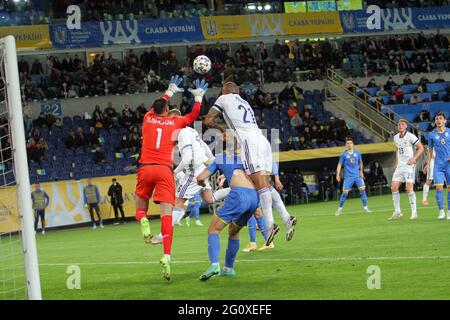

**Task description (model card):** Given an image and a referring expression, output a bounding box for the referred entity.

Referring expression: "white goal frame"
[1,35,42,300]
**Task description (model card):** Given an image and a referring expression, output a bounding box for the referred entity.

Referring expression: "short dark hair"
[435,112,447,120]
[112,178,116,182]
[345,136,354,143]
[152,98,168,115]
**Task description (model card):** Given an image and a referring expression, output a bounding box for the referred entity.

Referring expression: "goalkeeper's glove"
[188,79,209,103]
[165,75,185,98]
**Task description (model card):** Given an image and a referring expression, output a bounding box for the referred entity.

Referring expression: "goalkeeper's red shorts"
[135,164,175,205]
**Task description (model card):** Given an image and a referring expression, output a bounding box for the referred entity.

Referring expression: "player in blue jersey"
[185,192,204,227]
[425,112,450,220]
[335,137,371,216]
[196,147,259,281]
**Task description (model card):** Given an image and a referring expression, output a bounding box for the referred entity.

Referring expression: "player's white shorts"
[392,164,416,184]
[238,134,272,175]
[427,158,435,181]
[176,166,211,200]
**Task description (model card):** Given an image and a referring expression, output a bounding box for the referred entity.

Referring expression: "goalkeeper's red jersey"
[139,100,201,168]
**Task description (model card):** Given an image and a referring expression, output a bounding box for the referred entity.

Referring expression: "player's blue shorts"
[433,162,450,186]
[343,176,365,192]
[216,187,259,227]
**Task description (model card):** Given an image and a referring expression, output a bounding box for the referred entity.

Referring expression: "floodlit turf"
[35,191,450,300]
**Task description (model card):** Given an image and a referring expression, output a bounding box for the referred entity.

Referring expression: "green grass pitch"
[35,191,450,300]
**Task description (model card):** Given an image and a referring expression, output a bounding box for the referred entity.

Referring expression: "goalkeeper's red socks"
[161,215,173,255]
[135,209,147,222]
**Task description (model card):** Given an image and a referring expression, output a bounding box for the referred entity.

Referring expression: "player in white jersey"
[390,119,424,220]
[204,82,296,245]
[422,145,435,205]
[151,109,215,244]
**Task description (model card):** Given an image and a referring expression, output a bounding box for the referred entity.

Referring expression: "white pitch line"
[40,255,450,267]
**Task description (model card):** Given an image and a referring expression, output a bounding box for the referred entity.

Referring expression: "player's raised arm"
[180,79,209,126]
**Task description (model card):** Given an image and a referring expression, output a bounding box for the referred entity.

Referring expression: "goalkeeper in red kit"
[135,75,208,281]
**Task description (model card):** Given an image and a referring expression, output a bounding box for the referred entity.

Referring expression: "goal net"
[0,36,41,300]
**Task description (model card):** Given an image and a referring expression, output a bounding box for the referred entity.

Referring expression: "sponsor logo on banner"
[382,8,415,31]
[204,19,218,36]
[0,25,51,49]
[248,14,284,37]
[50,18,203,48]
[100,20,141,45]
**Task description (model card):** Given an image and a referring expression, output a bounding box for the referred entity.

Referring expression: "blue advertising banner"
[50,18,204,48]
[341,7,450,33]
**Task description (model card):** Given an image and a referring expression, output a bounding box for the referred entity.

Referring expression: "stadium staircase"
[325,68,401,142]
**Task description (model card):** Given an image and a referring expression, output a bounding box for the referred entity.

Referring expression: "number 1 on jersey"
[156,128,162,149]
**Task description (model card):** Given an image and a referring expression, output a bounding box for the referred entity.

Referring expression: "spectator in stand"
[30,59,43,75]
[75,127,87,149]
[65,129,76,149]
[384,76,397,92]
[367,78,377,88]
[368,161,388,188]
[287,101,299,119]
[318,166,335,201]
[104,101,118,120]
[298,136,312,150]
[93,145,106,164]
[18,57,29,75]
[44,111,55,130]
[402,74,413,85]
[93,105,104,129]
[86,126,99,147]
[26,137,41,164]
[435,73,446,83]
[409,93,420,105]
[414,110,430,123]
[394,86,404,103]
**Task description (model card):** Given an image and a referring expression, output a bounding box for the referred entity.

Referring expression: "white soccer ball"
[193,55,211,74]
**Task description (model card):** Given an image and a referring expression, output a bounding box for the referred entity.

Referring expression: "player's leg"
[153,167,177,281]
[212,187,230,203]
[222,222,242,276]
[135,166,155,243]
[191,200,203,226]
[242,215,257,252]
[390,169,404,220]
[200,215,227,281]
[270,186,297,241]
[356,178,370,213]
[445,166,450,219]
[173,197,187,226]
[422,179,432,205]
[222,189,259,276]
[405,181,417,219]
[423,158,435,205]
[433,165,446,220]
[336,178,352,216]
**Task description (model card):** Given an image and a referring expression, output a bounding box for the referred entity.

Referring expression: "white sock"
[258,188,274,230]
[392,191,401,213]
[172,207,185,225]
[408,192,416,215]
[422,184,430,201]
[270,187,290,225]
[213,188,231,202]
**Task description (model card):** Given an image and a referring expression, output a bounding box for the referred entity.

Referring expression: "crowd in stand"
[342,32,450,75]
[18,32,450,102]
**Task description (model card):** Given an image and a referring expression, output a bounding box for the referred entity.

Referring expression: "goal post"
[0,35,42,300]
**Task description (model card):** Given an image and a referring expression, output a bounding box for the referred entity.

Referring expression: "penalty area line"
[40,255,450,267]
